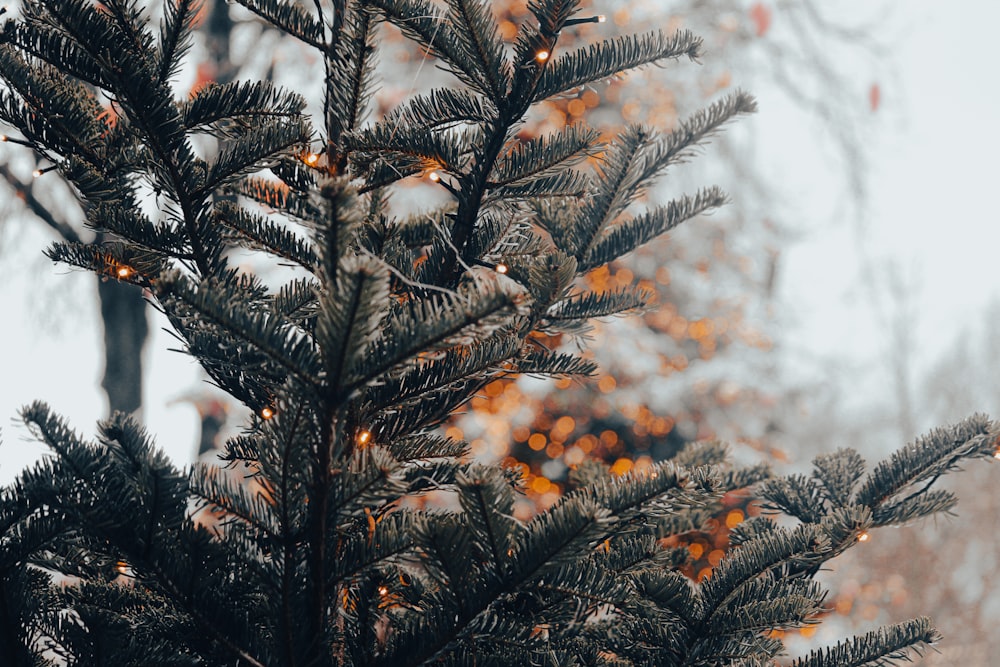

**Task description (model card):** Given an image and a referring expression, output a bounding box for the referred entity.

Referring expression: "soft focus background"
[1,1,998,663]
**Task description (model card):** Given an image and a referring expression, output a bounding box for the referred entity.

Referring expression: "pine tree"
[0,1,995,665]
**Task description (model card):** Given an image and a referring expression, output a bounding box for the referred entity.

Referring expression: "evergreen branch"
[345,122,474,174]
[327,511,421,586]
[414,515,481,613]
[870,488,957,526]
[487,170,591,201]
[157,272,322,395]
[270,277,320,322]
[545,286,651,325]
[789,617,940,667]
[570,125,649,261]
[387,435,469,463]
[528,0,580,38]
[19,402,105,505]
[315,255,391,395]
[232,177,323,223]
[639,91,758,183]
[442,0,510,100]
[698,525,826,617]
[456,467,520,578]
[409,500,613,666]
[0,47,105,163]
[512,498,614,582]
[703,577,826,635]
[214,202,318,270]
[332,446,408,519]
[514,348,598,377]
[811,448,867,508]
[232,0,325,50]
[855,415,995,512]
[582,186,727,270]
[490,124,602,185]
[200,120,310,197]
[346,282,519,393]
[366,0,496,99]
[157,0,200,83]
[758,474,828,524]
[189,464,279,539]
[182,80,306,137]
[89,203,190,256]
[374,88,496,133]
[533,30,703,102]
[366,335,520,414]
[372,379,483,441]
[325,4,378,169]
[0,21,110,88]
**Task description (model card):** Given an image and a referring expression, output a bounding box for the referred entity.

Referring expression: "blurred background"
[1,0,998,663]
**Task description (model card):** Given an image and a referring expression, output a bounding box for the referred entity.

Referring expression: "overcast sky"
[2,2,999,483]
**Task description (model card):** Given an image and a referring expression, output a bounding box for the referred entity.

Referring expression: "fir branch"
[157,0,200,83]
[367,0,497,100]
[456,467,520,579]
[315,255,392,396]
[232,177,323,223]
[200,119,310,197]
[374,88,497,133]
[811,448,867,508]
[533,30,703,102]
[346,282,520,393]
[582,186,728,270]
[214,202,318,270]
[323,3,380,170]
[156,272,322,396]
[442,0,510,100]
[855,415,995,514]
[0,46,106,162]
[514,348,598,377]
[182,80,306,137]
[544,286,652,327]
[490,124,602,185]
[790,617,940,667]
[232,0,325,50]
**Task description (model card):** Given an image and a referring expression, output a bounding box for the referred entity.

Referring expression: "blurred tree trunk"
[2,166,149,418]
[96,272,147,416]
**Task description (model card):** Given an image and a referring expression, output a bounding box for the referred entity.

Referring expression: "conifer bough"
[0,0,995,665]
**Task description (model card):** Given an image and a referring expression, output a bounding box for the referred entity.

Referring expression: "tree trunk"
[97,277,147,416]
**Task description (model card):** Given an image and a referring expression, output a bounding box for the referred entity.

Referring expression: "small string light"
[426,170,459,196]
[857,532,870,543]
[565,15,605,26]
[357,429,372,446]
[32,165,56,178]
[0,135,32,147]
[377,585,388,596]
[535,49,551,63]
[260,406,275,420]
[495,263,508,274]
[304,153,320,166]
[116,266,133,279]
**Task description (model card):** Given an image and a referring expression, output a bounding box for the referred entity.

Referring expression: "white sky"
[2,2,999,483]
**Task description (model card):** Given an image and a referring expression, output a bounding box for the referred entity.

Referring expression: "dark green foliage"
[0,0,996,665]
